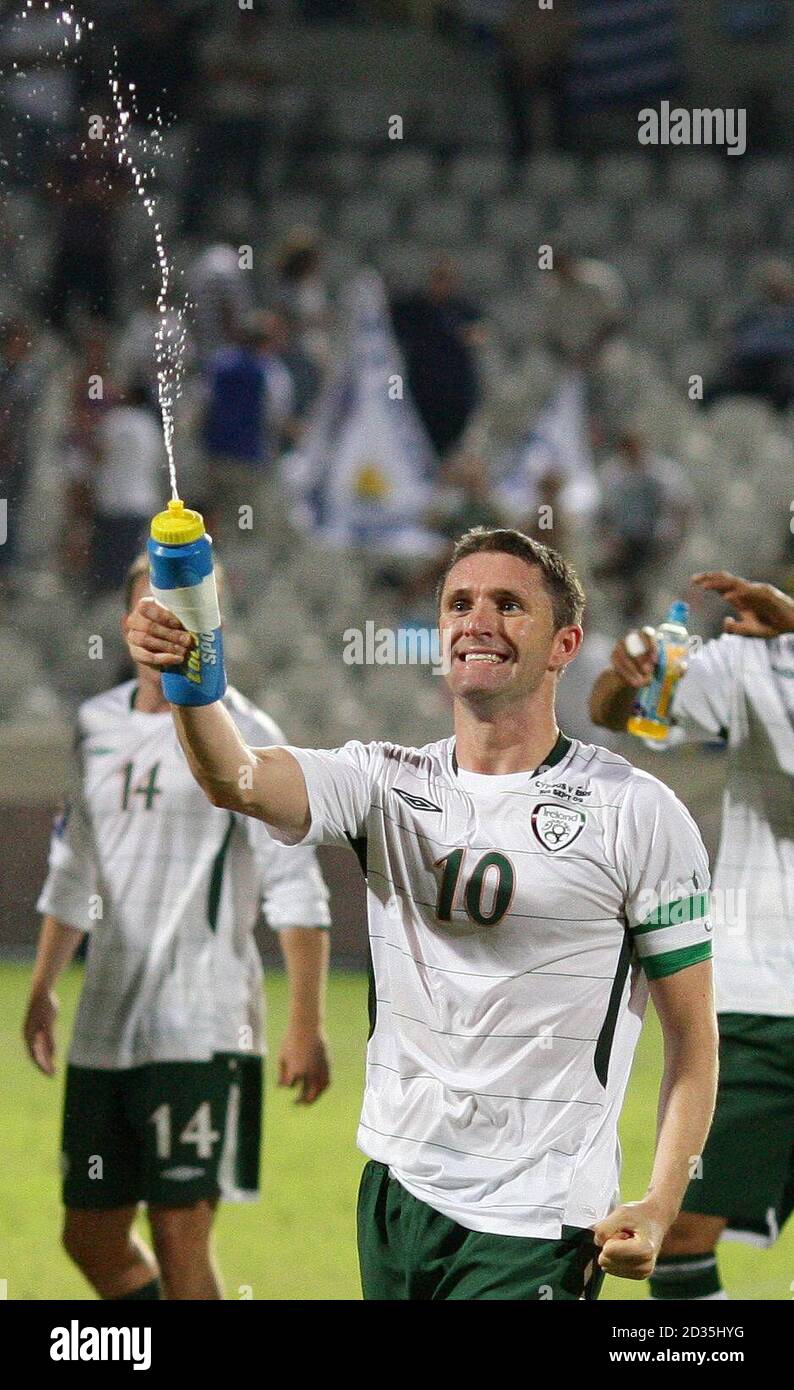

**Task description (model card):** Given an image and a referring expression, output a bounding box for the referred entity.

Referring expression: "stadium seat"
[483,197,542,249]
[446,153,509,200]
[666,154,729,205]
[594,153,657,203]
[462,245,510,296]
[266,193,328,236]
[409,197,473,245]
[314,149,371,193]
[609,246,659,297]
[337,193,394,245]
[374,240,432,289]
[376,149,437,198]
[667,249,730,301]
[520,153,584,201]
[631,200,690,251]
[557,197,620,256]
[326,88,408,147]
[634,295,695,350]
[738,157,791,206]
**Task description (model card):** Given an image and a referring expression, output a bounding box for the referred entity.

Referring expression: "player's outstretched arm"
[588,627,658,731]
[125,598,311,838]
[593,961,718,1280]
[691,570,794,636]
[24,915,85,1075]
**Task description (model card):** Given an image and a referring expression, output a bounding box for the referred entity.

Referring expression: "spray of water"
[106,61,187,501]
[13,1,188,500]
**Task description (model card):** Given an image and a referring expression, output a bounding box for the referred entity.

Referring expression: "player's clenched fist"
[124,597,194,670]
[592,1201,666,1281]
[609,626,658,688]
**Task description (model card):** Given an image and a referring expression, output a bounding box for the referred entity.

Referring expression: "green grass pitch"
[1,963,790,1300]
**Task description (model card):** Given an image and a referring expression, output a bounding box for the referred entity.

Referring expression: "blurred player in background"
[590,570,794,1301]
[23,555,332,1301]
[126,527,719,1301]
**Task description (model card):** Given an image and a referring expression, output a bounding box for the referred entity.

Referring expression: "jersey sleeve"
[669,634,739,742]
[36,733,98,933]
[617,773,712,981]
[276,741,377,849]
[242,816,331,930]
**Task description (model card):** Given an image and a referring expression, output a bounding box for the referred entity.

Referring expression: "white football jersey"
[37,682,331,1069]
[279,732,711,1239]
[670,633,794,1017]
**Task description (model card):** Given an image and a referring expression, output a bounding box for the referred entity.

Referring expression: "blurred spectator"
[274,229,332,375]
[540,252,627,371]
[704,258,794,412]
[592,429,693,622]
[186,242,254,364]
[0,316,43,600]
[497,0,576,160]
[114,286,195,413]
[260,308,317,443]
[182,7,272,236]
[391,255,484,459]
[86,384,164,595]
[46,121,126,333]
[0,0,77,184]
[201,312,295,546]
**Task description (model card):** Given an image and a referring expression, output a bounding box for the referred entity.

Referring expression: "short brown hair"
[436,527,585,631]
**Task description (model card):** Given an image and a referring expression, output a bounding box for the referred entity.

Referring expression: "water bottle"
[627,601,691,741]
[147,499,226,705]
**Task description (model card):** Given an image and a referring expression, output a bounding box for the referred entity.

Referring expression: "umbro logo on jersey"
[394,788,443,813]
[531,803,586,851]
[161,1165,206,1180]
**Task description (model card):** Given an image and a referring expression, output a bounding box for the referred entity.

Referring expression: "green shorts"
[357,1160,604,1301]
[61,1052,262,1210]
[681,1013,794,1244]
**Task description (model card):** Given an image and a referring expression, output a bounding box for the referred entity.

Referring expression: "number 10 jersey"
[281,732,712,1239]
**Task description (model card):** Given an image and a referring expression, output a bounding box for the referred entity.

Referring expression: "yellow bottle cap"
[150,498,205,545]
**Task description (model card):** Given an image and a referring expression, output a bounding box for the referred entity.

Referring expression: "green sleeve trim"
[642,940,712,980]
[634,891,710,934]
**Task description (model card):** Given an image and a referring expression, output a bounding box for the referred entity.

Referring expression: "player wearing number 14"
[127,526,719,1301]
[24,556,332,1301]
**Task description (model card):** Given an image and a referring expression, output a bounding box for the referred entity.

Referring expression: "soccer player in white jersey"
[126,527,719,1300]
[590,569,794,1301]
[24,556,332,1301]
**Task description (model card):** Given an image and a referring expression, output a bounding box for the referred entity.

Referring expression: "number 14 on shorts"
[149,1101,220,1160]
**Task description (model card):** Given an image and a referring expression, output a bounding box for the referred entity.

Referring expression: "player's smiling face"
[439,552,560,707]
